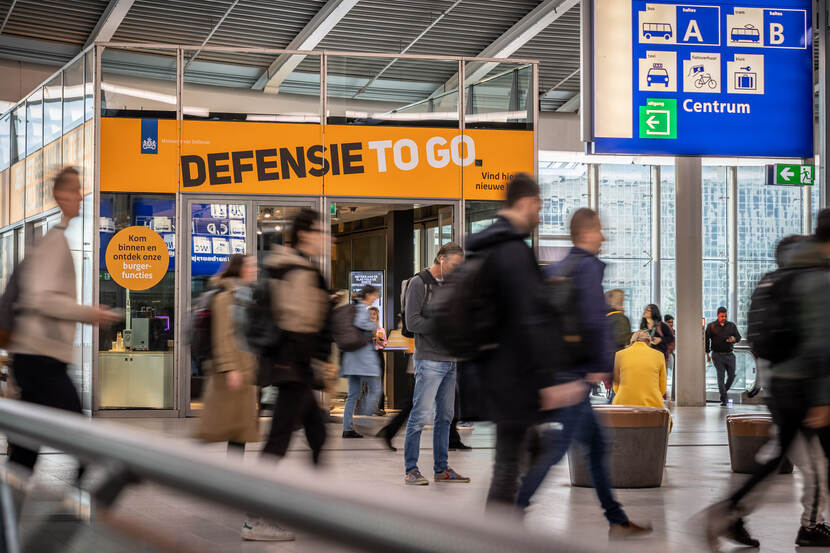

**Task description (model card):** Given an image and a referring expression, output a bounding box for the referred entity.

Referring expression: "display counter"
[99,351,174,409]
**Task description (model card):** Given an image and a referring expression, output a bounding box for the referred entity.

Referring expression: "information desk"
[99,351,174,409]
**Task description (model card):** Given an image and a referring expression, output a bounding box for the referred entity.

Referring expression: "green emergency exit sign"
[639,98,677,140]
[766,163,814,186]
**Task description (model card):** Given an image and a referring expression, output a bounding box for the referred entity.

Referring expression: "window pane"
[465,62,532,130]
[85,51,94,121]
[603,260,652,323]
[539,161,587,235]
[26,89,43,155]
[702,166,728,259]
[0,114,9,171]
[43,74,62,145]
[660,259,676,321]
[12,106,25,162]
[599,164,652,259]
[703,260,728,322]
[660,164,675,259]
[64,57,85,132]
[465,200,500,236]
[102,48,177,118]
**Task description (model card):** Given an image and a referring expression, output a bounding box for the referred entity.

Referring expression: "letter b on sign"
[769,22,784,45]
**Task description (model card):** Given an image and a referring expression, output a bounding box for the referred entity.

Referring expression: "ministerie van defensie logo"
[140,119,159,155]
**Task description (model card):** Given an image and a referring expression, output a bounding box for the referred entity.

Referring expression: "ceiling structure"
[0,0,582,111]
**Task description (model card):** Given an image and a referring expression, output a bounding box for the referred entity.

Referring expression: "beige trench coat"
[195,278,259,444]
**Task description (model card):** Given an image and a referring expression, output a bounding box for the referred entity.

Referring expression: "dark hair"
[53,166,80,195]
[817,208,830,242]
[776,234,806,266]
[664,314,674,322]
[290,208,321,246]
[505,173,540,207]
[355,284,379,301]
[640,303,662,330]
[434,242,464,265]
[219,254,247,279]
[717,306,727,315]
[569,207,600,241]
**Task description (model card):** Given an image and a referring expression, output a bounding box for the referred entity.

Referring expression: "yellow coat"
[613,342,667,409]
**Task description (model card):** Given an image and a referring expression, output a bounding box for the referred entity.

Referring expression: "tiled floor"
[11,404,828,553]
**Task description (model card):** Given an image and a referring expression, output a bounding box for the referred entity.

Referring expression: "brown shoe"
[609,520,653,540]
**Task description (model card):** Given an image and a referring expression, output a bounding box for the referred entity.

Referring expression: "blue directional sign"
[589,0,813,157]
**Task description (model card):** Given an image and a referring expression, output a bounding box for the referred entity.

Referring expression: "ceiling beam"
[430,0,577,97]
[252,0,359,92]
[555,93,580,112]
[84,0,136,48]
[0,35,79,66]
[183,0,240,73]
[0,0,19,35]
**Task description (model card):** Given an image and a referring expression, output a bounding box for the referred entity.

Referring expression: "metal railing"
[0,398,601,553]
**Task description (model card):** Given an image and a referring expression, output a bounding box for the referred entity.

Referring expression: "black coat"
[466,216,560,424]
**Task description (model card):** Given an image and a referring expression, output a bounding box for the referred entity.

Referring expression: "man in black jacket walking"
[466,174,566,509]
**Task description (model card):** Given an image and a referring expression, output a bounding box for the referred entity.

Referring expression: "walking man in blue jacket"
[514,208,651,540]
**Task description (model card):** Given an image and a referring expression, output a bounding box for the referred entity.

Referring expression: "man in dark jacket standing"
[513,208,651,540]
[705,307,741,406]
[467,174,566,508]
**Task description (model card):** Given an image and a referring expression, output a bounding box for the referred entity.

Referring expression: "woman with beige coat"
[195,254,260,453]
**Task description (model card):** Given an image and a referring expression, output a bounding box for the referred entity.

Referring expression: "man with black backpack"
[402,242,468,486]
[704,214,830,551]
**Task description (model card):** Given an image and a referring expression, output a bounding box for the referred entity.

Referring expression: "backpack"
[331,303,370,352]
[546,254,591,366]
[400,269,433,339]
[244,266,290,358]
[747,267,815,363]
[0,261,24,349]
[426,251,499,360]
[190,288,221,363]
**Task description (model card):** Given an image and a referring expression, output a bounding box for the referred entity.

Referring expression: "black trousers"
[380,373,463,445]
[9,354,83,471]
[262,382,326,464]
[729,378,830,509]
[486,422,532,510]
[712,351,736,404]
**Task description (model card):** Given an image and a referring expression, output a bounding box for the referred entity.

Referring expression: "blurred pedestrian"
[703,213,830,551]
[403,243,469,485]
[605,289,632,353]
[242,208,332,542]
[465,174,560,507]
[705,307,741,406]
[341,285,382,438]
[6,167,121,477]
[195,254,259,455]
[516,208,652,539]
[640,304,674,361]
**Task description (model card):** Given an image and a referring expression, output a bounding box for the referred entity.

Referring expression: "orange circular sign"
[105,226,169,291]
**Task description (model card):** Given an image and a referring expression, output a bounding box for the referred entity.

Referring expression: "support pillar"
[675,157,705,406]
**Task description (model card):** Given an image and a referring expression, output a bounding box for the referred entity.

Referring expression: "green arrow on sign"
[767,163,814,186]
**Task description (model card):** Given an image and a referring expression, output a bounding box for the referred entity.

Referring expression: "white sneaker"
[241,518,296,541]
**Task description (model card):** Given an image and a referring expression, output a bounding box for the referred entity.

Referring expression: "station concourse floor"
[12,404,826,553]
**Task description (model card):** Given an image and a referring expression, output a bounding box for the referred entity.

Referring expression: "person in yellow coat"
[613,330,668,412]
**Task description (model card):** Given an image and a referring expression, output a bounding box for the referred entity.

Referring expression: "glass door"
[183,197,316,415]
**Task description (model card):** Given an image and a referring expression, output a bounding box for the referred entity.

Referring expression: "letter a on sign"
[684,20,703,42]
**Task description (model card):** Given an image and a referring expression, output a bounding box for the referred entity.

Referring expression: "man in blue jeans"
[403,243,470,485]
[515,208,651,539]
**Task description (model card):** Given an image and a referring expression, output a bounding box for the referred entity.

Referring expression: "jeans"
[343,375,381,432]
[404,359,456,474]
[515,398,628,525]
[712,351,736,404]
[263,382,326,464]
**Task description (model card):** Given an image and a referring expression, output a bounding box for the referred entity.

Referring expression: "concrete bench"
[568,405,670,489]
[726,413,793,474]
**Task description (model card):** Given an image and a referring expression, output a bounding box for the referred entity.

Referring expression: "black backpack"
[400,269,433,339]
[747,266,818,363]
[426,251,499,360]
[331,303,371,352]
[190,287,221,363]
[244,266,294,357]
[546,253,591,366]
[0,261,24,349]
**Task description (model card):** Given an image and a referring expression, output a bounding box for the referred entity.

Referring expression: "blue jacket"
[340,302,381,378]
[543,247,613,378]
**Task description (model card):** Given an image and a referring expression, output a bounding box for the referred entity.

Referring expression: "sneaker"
[449,442,472,451]
[342,430,363,438]
[702,500,740,551]
[724,518,759,548]
[405,470,429,486]
[241,518,295,541]
[609,520,653,540]
[376,428,397,451]
[796,523,830,547]
[434,467,471,483]
[457,421,474,428]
